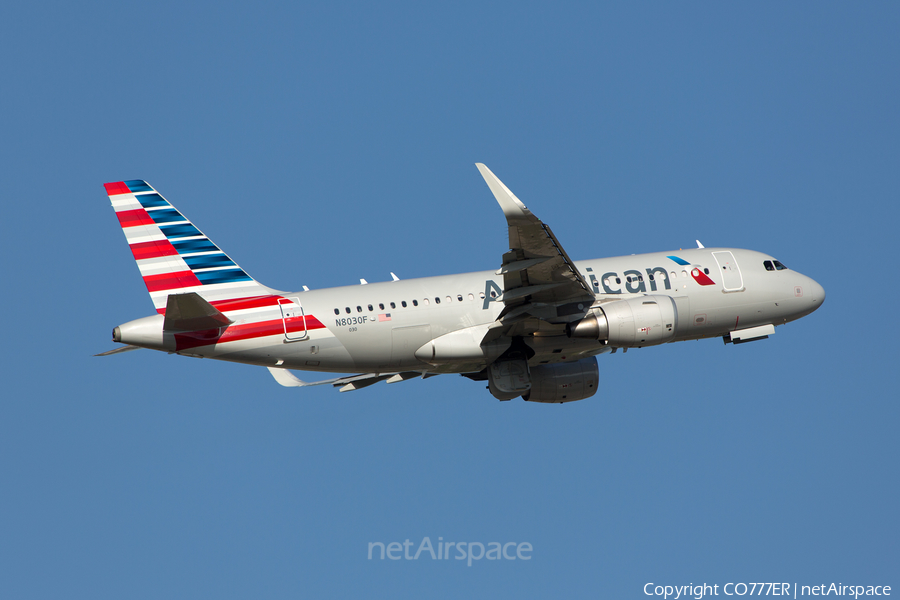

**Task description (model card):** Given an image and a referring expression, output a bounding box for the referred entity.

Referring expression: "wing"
[267,368,439,392]
[94,345,142,356]
[476,164,595,340]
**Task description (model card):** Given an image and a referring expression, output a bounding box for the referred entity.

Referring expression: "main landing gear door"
[278,297,308,341]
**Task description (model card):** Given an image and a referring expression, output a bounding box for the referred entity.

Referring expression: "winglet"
[696,240,705,249]
[268,367,304,387]
[267,367,337,387]
[475,163,535,223]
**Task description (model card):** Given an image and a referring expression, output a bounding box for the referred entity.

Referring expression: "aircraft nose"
[808,277,825,310]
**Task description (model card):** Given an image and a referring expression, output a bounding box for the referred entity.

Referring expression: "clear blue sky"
[1,1,897,598]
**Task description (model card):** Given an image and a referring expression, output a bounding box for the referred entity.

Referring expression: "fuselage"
[115,246,825,375]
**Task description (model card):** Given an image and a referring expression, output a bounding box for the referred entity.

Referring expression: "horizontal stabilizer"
[163,292,233,332]
[94,345,142,357]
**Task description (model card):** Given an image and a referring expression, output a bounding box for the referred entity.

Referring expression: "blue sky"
[1,2,897,598]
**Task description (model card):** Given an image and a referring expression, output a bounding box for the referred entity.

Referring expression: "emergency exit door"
[278,297,308,341]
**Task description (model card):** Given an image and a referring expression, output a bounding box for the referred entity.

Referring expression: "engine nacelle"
[524,357,599,403]
[488,358,531,401]
[566,296,677,347]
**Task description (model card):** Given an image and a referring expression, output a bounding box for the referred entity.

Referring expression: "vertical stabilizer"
[104,180,279,313]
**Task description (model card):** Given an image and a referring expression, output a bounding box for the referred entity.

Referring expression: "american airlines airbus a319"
[99,164,824,402]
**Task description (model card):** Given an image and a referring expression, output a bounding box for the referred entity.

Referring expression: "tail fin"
[105,180,279,312]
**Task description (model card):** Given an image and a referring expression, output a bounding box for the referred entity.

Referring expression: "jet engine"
[486,356,599,403]
[487,358,531,401]
[566,296,677,347]
[524,357,599,404]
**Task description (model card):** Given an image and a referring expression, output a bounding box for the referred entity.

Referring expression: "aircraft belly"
[686,291,791,338]
[178,329,357,372]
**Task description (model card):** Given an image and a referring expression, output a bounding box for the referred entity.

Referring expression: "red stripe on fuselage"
[104,181,131,196]
[156,295,284,315]
[130,240,179,260]
[174,315,327,351]
[144,270,202,292]
[211,295,282,312]
[116,208,155,228]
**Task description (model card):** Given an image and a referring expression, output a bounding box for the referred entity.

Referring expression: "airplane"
[99,164,825,402]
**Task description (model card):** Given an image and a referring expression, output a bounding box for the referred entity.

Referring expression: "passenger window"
[774,260,787,270]
[615,277,621,284]
[403,301,408,307]
[390,302,396,309]
[357,306,362,312]
[379,303,384,310]
[447,295,453,303]
[457,294,463,302]
[412,300,417,306]
[479,292,485,299]
[424,298,430,305]
[435,297,441,304]
[764,261,774,271]
[703,268,709,274]
[367,304,373,311]
[345,307,351,314]
[468,293,474,300]
[334,308,339,315]
[648,274,654,281]
[670,271,677,279]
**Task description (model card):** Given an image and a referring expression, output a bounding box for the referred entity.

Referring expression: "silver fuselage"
[115,247,824,375]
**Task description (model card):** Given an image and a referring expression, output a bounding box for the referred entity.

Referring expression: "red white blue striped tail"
[105,180,278,312]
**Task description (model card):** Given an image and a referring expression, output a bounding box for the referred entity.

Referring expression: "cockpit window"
[773,260,787,271]
[764,260,774,271]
